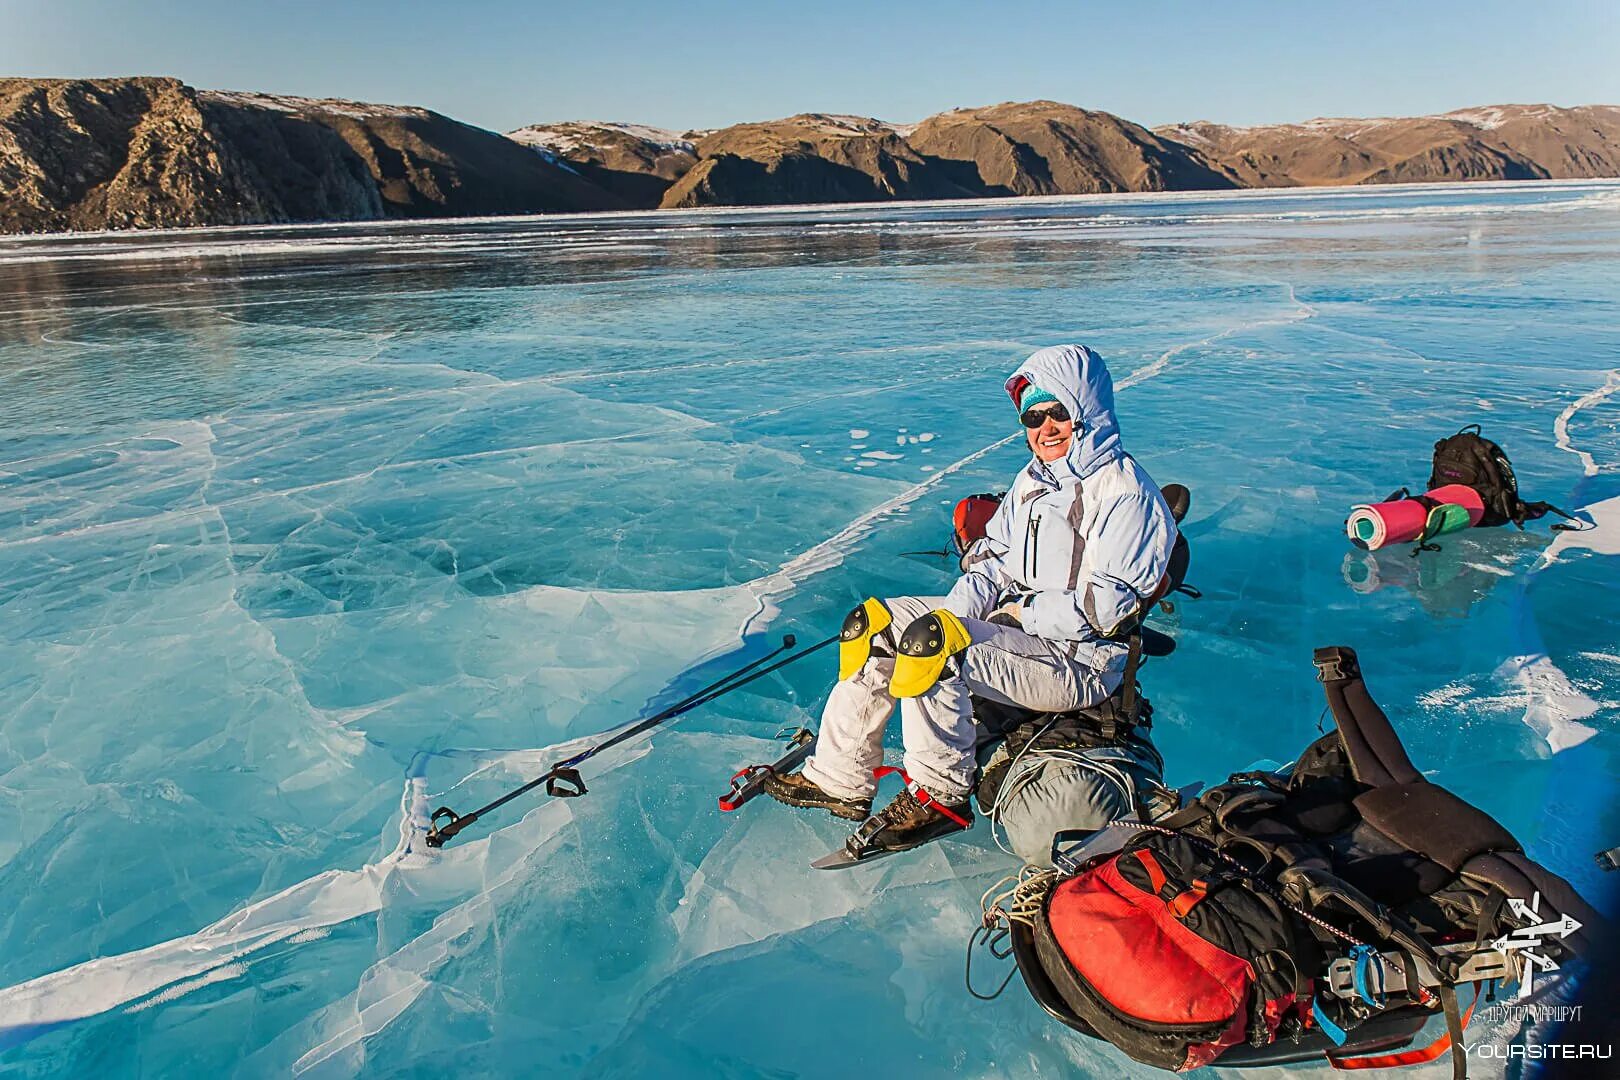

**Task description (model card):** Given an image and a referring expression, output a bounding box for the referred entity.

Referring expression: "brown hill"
[659,113,982,209]
[0,77,625,234]
[8,82,1619,232]
[507,121,697,205]
[907,100,1234,195]
[1157,104,1620,187]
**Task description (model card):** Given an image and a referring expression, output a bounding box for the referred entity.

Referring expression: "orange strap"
[1134,849,1168,894]
[1169,883,1208,918]
[1329,989,1477,1071]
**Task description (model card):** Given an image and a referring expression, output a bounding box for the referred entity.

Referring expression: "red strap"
[1169,883,1208,918]
[872,766,971,827]
[1134,849,1168,894]
[1329,991,1477,1070]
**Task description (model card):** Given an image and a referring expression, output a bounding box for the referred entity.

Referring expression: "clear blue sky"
[5,0,1618,134]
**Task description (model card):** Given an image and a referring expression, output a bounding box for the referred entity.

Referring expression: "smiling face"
[1023,402,1075,463]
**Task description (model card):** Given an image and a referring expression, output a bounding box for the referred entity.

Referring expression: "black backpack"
[1427,425,1572,529]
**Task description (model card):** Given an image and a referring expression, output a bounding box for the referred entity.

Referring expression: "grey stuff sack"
[982,736,1166,867]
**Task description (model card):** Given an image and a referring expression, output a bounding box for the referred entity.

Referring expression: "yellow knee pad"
[838,597,893,680]
[889,609,972,698]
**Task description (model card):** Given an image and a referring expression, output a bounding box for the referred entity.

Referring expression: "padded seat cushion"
[1352,782,1520,875]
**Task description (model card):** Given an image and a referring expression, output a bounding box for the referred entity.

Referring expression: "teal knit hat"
[1016,383,1060,418]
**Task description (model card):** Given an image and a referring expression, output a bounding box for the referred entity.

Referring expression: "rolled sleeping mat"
[1345,484,1486,551]
[1346,497,1428,551]
[1422,483,1485,531]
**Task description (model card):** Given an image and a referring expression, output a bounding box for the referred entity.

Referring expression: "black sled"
[1005,646,1602,1074]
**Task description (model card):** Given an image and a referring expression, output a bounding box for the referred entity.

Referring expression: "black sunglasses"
[1020,401,1071,428]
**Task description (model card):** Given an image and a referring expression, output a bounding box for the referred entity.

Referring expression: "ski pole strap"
[872,766,971,827]
[545,767,586,797]
[426,763,568,847]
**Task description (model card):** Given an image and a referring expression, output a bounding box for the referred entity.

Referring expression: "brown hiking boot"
[847,785,973,856]
[762,771,873,821]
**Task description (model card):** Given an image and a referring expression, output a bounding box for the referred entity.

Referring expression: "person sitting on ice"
[765,344,1179,859]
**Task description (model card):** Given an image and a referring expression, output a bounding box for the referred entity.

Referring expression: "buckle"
[1313,647,1357,683]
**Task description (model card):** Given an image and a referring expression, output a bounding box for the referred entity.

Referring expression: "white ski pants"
[800,595,1118,801]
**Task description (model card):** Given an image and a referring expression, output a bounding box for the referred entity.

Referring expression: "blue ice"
[0,181,1617,1077]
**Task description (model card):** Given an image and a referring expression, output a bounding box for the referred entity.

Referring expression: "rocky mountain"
[6,79,1620,234]
[508,121,698,205]
[1158,104,1620,187]
[0,77,625,234]
[513,103,1236,210]
[657,113,982,209]
[906,100,1234,196]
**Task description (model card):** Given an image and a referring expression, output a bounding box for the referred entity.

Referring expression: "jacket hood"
[1005,344,1124,479]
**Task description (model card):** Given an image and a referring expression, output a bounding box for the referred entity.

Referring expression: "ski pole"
[425,634,798,847]
[425,631,838,847]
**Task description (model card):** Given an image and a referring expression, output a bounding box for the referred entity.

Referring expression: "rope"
[967,866,1059,1002]
[980,866,1059,931]
[1107,820,1368,947]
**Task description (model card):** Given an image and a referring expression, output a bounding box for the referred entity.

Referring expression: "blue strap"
[1312,997,1349,1047]
[1350,944,1387,1008]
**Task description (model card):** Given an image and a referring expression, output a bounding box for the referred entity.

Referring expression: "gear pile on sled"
[996,646,1598,1074]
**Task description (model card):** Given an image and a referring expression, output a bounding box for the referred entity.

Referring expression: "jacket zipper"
[1027,512,1042,583]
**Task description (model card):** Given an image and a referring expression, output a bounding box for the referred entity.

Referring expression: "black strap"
[1407,494,1447,556]
[964,924,1018,1000]
[1440,983,1468,1080]
[1119,630,1143,726]
[1523,500,1588,531]
[1472,887,1509,954]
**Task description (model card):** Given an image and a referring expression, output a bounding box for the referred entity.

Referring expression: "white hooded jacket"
[943,345,1177,675]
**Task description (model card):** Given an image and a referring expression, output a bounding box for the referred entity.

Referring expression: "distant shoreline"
[4,176,1618,248]
[6,80,1619,237]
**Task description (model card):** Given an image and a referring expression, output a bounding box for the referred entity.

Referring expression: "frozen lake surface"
[1,182,1618,1076]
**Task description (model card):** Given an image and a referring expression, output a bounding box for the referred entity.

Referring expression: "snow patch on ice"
[862,450,904,460]
[1545,495,1620,560]
[848,428,870,439]
[1552,369,1620,477]
[1418,682,1472,709]
[127,963,249,1012]
[1494,654,1601,752]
